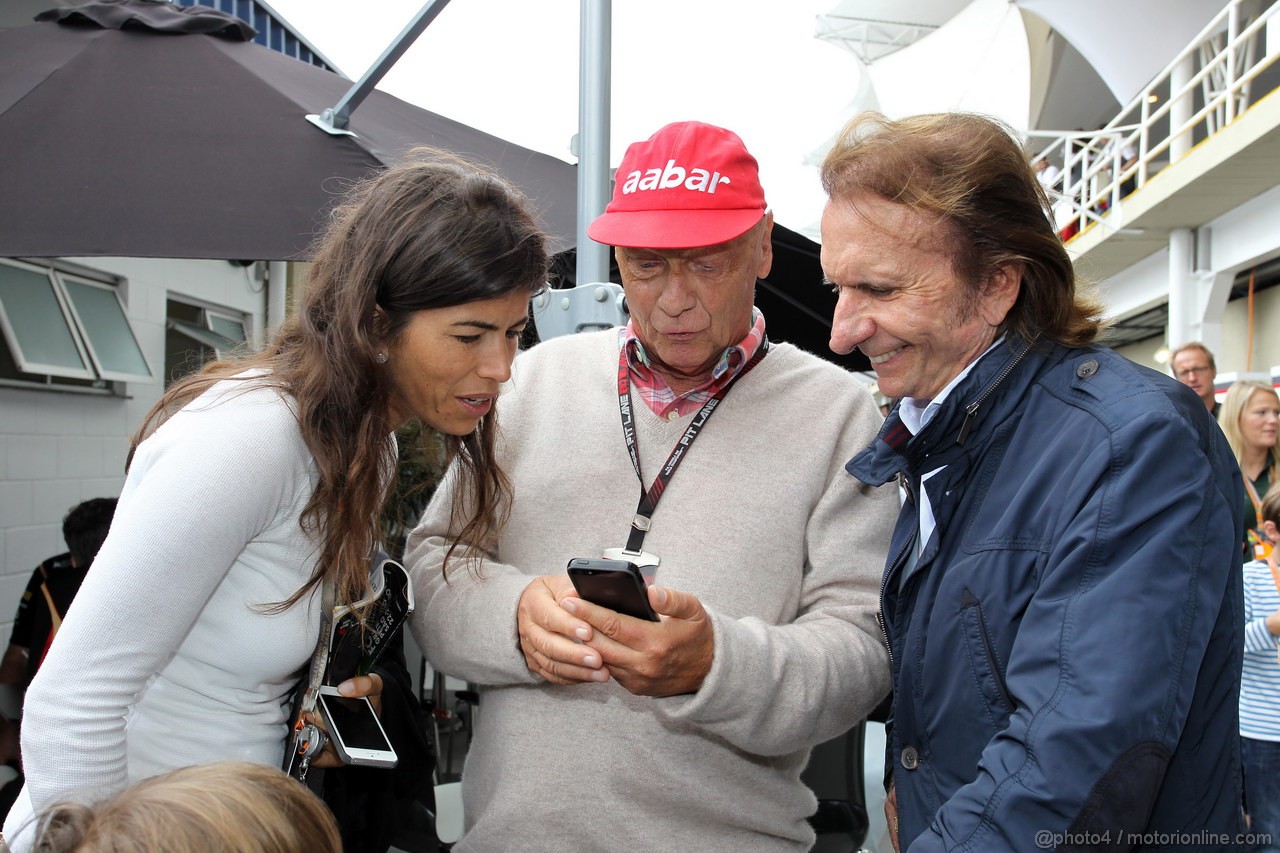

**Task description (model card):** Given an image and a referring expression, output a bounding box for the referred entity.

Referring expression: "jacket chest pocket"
[908,553,1037,751]
[959,587,1014,733]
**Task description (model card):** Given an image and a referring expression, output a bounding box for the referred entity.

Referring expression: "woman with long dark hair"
[2,148,548,849]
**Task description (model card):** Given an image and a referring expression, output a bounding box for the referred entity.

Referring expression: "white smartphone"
[316,685,398,768]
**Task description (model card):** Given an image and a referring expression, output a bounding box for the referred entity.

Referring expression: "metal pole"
[1170,54,1194,160]
[577,0,612,285]
[1167,227,1195,347]
[308,0,453,135]
[267,261,288,339]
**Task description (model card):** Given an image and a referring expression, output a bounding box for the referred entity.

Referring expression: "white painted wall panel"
[4,527,58,581]
[1203,183,1280,275]
[0,256,266,633]
[1098,248,1170,320]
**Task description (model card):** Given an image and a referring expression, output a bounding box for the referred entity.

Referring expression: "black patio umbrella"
[0,0,578,260]
[758,223,872,374]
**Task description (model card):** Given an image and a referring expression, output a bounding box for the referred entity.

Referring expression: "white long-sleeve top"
[406,330,897,852]
[4,380,323,848]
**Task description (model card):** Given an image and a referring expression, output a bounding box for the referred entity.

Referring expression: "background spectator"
[1033,156,1060,191]
[1221,380,1280,561]
[0,499,117,690]
[0,498,117,819]
[1240,485,1280,853]
[1170,341,1220,417]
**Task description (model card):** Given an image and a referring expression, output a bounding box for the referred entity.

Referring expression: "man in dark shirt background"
[0,497,116,815]
[1,498,117,688]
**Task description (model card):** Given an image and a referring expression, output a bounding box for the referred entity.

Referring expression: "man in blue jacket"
[819,111,1246,852]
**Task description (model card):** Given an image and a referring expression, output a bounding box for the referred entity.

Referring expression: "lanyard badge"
[601,546,660,584]
[613,338,769,574]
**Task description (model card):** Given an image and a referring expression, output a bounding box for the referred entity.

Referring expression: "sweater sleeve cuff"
[651,607,742,723]
[479,572,541,674]
[423,570,542,687]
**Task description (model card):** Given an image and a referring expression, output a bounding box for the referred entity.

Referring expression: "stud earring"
[376,352,388,364]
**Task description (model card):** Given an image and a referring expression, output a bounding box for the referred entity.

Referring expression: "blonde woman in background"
[1221,380,1280,560]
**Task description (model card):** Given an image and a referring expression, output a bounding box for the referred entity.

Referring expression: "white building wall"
[0,257,265,640]
[1104,180,1280,379]
[1095,248,1170,321]
[1214,284,1280,380]
[1113,286,1280,375]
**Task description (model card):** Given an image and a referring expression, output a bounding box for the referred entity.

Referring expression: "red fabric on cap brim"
[587,208,766,250]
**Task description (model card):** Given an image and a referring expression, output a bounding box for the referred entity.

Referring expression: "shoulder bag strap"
[284,577,336,782]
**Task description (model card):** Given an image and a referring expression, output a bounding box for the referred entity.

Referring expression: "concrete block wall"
[0,256,265,642]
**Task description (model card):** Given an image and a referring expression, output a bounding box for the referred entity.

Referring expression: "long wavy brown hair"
[820,111,1105,348]
[131,148,548,608]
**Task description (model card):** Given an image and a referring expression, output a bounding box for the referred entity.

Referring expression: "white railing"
[1031,0,1280,239]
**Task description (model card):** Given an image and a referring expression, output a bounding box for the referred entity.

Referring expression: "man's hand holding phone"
[516,573,612,685]
[561,583,714,697]
[516,558,714,695]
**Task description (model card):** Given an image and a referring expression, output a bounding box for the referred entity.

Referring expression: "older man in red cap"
[407,121,895,851]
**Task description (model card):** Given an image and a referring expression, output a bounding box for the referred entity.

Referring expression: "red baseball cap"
[587,121,767,249]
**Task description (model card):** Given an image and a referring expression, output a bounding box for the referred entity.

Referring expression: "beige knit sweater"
[407,329,896,852]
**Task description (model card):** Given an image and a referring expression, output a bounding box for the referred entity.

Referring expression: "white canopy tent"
[1017,0,1229,107]
[816,0,1228,134]
[867,0,1032,130]
[815,0,971,64]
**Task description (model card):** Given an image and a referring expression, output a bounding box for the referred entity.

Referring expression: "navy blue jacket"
[848,340,1244,852]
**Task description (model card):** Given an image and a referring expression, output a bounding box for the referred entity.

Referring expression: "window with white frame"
[0,259,154,389]
[165,299,249,385]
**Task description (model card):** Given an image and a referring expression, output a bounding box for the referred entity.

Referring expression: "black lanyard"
[616,338,769,553]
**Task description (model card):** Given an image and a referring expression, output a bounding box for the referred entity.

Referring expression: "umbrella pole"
[576,0,612,286]
[534,0,628,344]
[307,0,454,135]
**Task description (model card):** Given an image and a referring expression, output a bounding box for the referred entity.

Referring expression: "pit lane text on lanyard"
[614,338,769,567]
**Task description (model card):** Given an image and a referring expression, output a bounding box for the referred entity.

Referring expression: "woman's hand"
[304,672,384,769]
[335,673,384,715]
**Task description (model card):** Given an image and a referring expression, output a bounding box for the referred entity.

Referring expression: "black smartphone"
[566,557,659,621]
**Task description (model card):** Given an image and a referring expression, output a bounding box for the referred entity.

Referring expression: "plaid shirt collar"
[619,309,767,419]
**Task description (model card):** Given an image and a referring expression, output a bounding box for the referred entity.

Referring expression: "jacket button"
[1076,359,1099,378]
[901,746,919,770]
